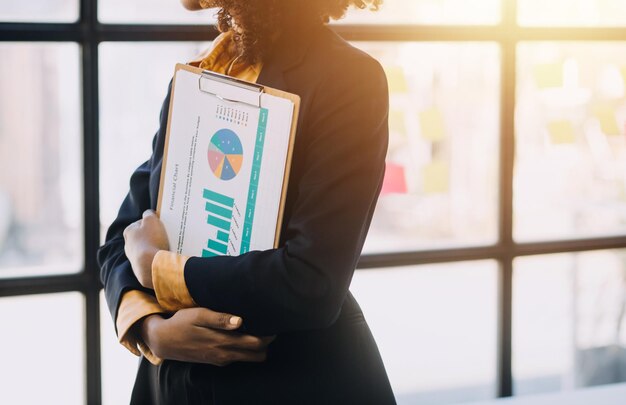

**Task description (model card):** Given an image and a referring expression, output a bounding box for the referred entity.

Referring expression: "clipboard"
[156,63,300,256]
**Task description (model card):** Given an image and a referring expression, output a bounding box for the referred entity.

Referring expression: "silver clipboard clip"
[198,69,264,109]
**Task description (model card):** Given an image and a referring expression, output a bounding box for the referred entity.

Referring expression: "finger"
[220,334,273,352]
[123,221,138,238]
[226,349,268,364]
[192,328,273,352]
[191,307,242,330]
[142,209,157,220]
[180,349,267,367]
[261,335,277,344]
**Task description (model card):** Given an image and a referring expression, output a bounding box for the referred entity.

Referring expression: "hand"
[123,209,169,289]
[139,307,275,366]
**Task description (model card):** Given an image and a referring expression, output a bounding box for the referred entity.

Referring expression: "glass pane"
[519,0,626,26]
[350,261,498,404]
[353,42,500,253]
[99,0,500,25]
[0,43,82,278]
[101,291,138,405]
[0,292,84,404]
[342,0,500,25]
[513,250,626,396]
[0,0,78,22]
[515,43,626,242]
[99,0,217,24]
[99,42,211,236]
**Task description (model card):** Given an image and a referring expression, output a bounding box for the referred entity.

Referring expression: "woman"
[98,0,394,403]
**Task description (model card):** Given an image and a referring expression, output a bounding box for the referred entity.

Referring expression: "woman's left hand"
[123,209,170,290]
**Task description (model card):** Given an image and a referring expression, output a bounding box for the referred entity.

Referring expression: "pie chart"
[207,129,244,181]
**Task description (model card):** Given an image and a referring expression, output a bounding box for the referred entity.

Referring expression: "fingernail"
[229,316,241,326]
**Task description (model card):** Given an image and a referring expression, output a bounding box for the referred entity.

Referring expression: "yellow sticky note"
[389,109,407,136]
[592,105,620,136]
[422,161,449,194]
[533,63,563,89]
[621,67,626,86]
[419,108,446,141]
[547,121,575,144]
[384,66,408,93]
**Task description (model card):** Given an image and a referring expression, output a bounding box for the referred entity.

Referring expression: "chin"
[180,0,204,11]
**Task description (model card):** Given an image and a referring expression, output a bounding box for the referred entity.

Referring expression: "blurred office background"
[2,0,626,404]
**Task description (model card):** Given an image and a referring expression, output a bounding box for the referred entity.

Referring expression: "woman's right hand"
[139,307,275,366]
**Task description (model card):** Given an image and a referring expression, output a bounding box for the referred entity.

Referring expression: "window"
[0,43,82,279]
[351,261,498,403]
[2,1,626,404]
[354,41,501,252]
[513,250,626,395]
[515,42,626,241]
[0,293,84,404]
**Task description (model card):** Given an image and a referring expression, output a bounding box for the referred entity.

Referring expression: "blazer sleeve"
[97,79,172,332]
[183,57,389,336]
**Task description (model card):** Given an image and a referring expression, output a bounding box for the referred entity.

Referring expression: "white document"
[157,65,297,258]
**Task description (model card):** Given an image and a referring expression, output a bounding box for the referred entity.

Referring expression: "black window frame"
[2,0,626,403]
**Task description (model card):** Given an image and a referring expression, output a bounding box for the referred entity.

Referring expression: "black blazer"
[98,21,395,405]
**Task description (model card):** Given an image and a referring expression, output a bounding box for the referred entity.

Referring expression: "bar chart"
[202,188,234,257]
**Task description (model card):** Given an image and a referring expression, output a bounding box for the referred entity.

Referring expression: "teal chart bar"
[240,108,269,253]
[206,201,232,220]
[217,230,229,243]
[203,188,235,207]
[208,239,228,255]
[202,188,234,257]
[207,215,230,232]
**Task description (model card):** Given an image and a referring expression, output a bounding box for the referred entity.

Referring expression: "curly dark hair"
[207,0,382,63]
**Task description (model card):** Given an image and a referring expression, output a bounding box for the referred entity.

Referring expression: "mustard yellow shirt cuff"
[152,250,196,312]
[116,289,165,366]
